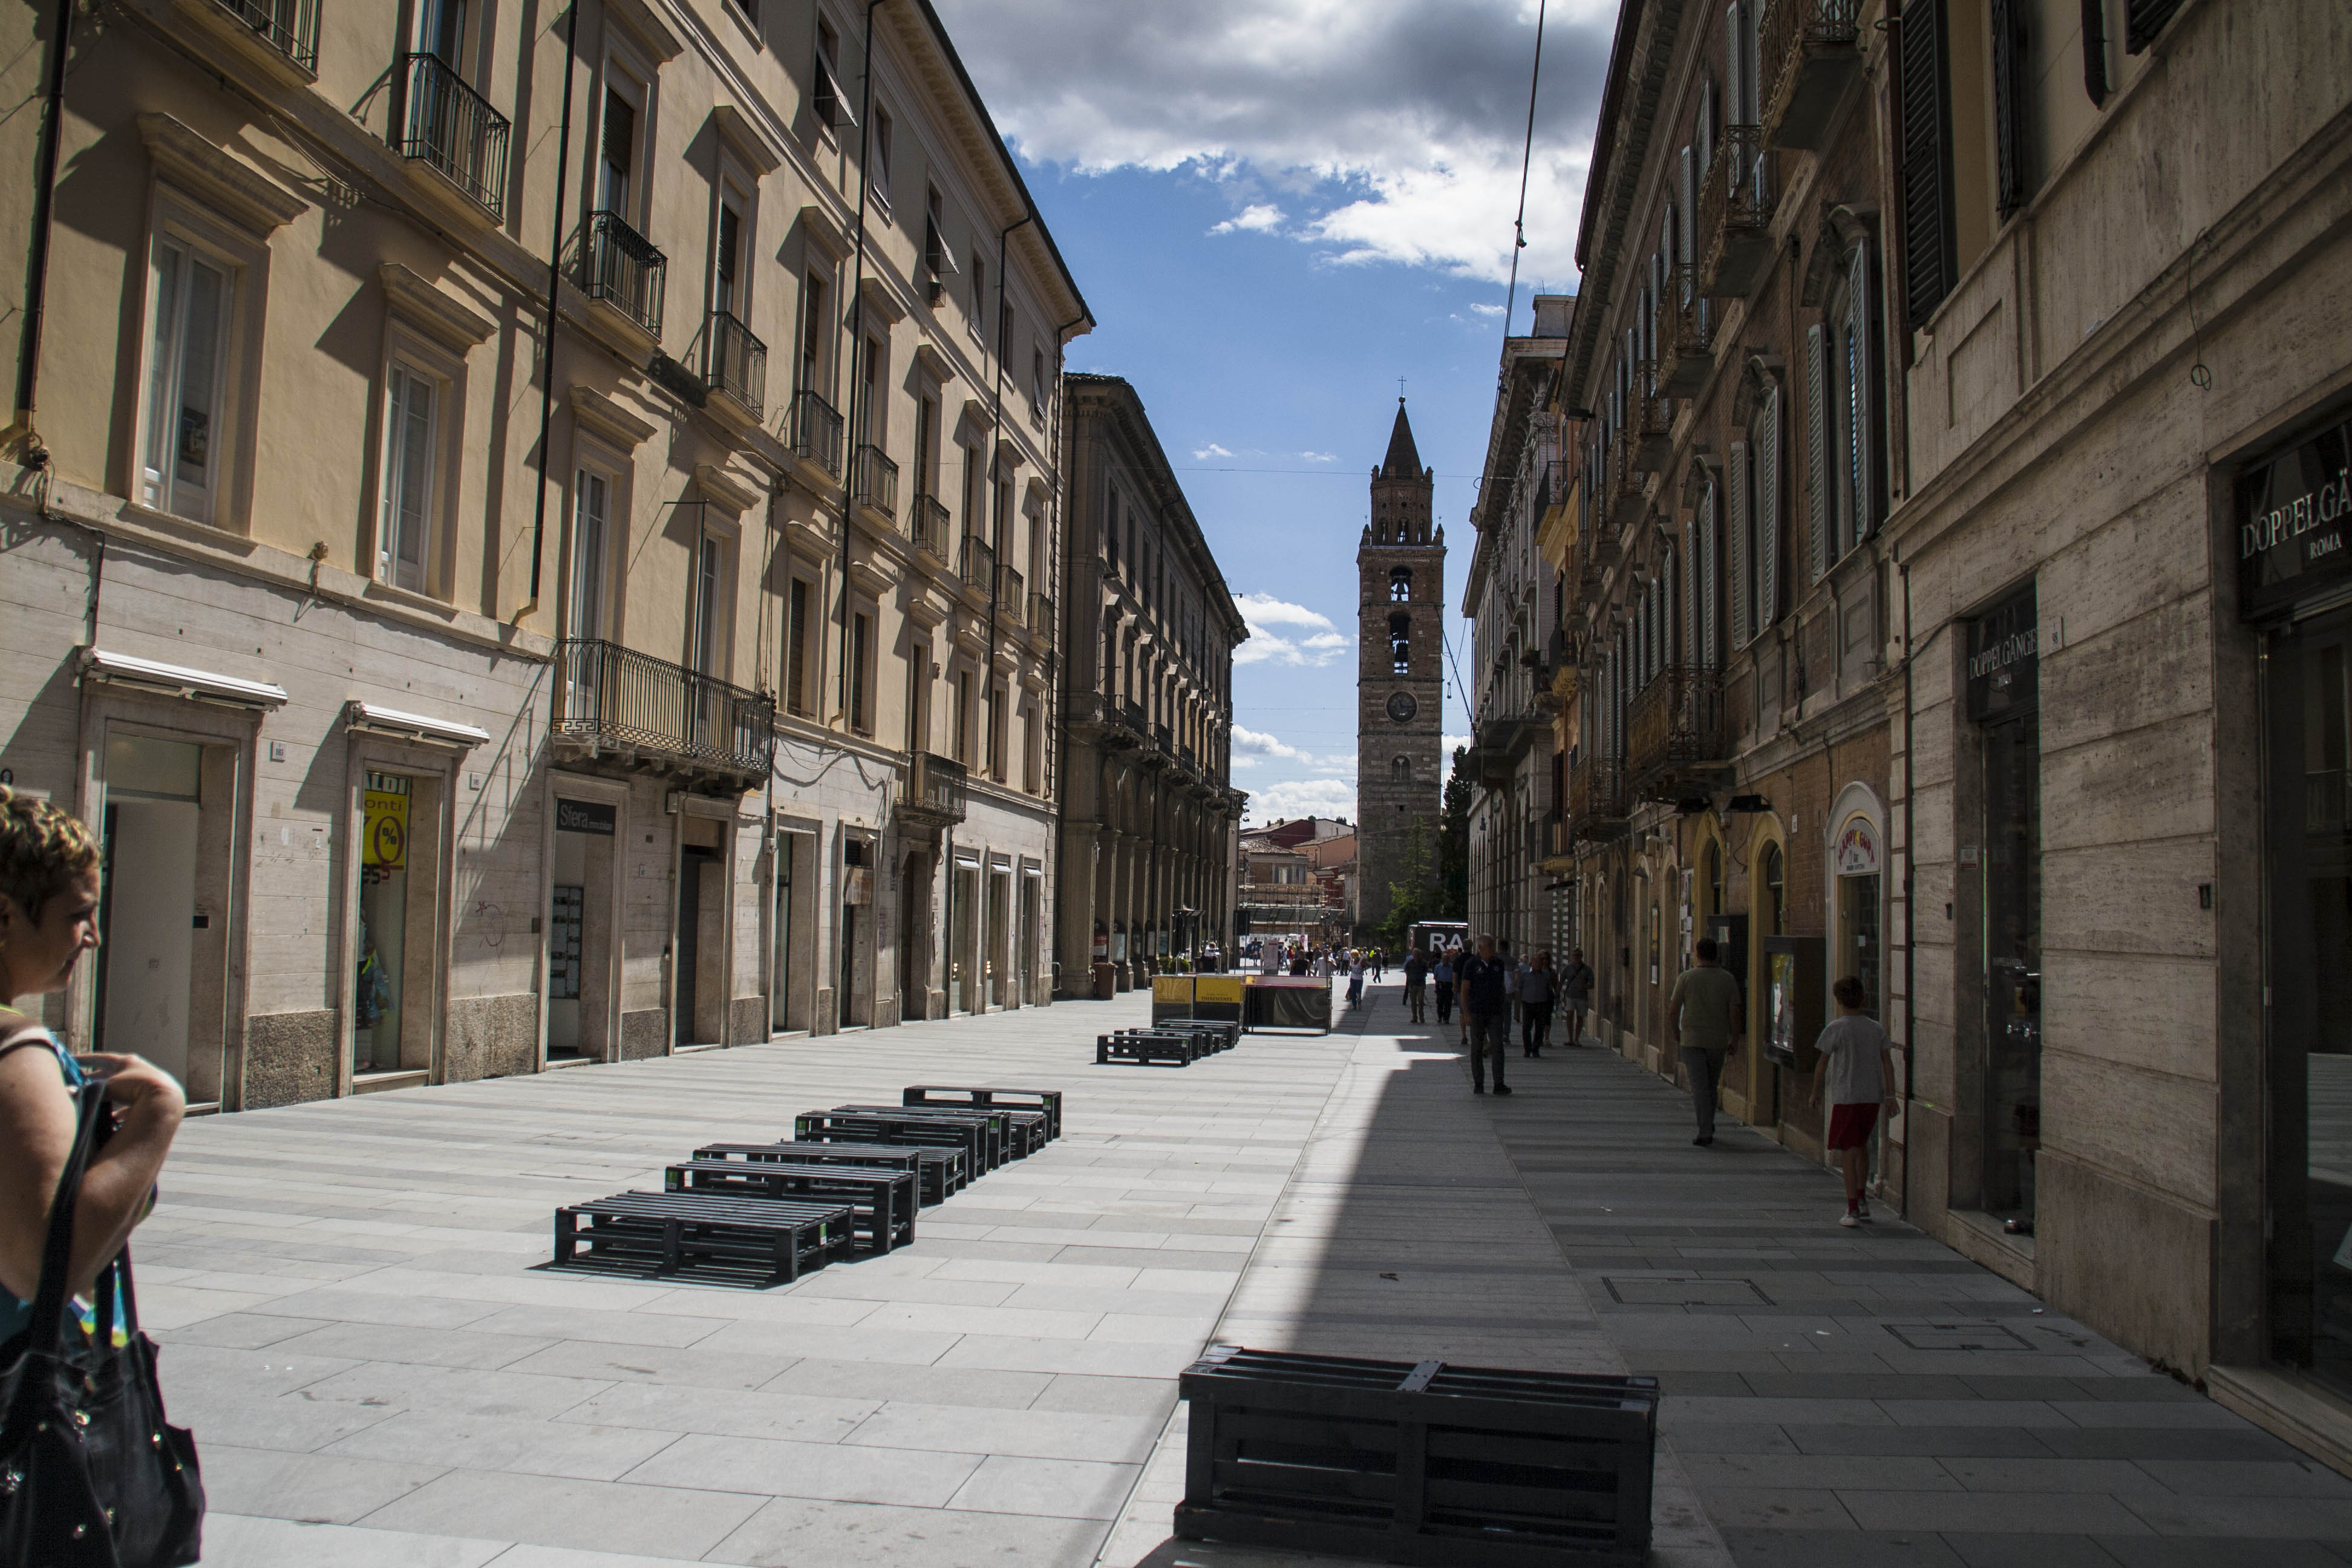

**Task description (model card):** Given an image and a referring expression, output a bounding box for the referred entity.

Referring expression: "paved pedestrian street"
[144,986,2350,1567]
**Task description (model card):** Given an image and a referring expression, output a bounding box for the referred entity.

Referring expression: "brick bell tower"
[1356,399,1446,938]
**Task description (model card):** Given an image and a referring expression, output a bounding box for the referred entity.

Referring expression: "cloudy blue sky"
[933,0,1613,823]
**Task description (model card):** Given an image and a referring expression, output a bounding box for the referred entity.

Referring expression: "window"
[797,270,828,393]
[598,87,636,218]
[714,195,744,318]
[869,105,893,215]
[1390,566,1412,602]
[906,641,927,753]
[986,683,1004,780]
[1808,238,1883,575]
[914,394,938,503]
[961,443,982,537]
[953,670,972,763]
[1024,700,1042,792]
[1390,612,1411,675]
[378,361,438,591]
[1899,0,1958,327]
[1727,374,1782,647]
[786,577,811,715]
[858,335,884,446]
[417,0,469,70]
[1030,347,1047,412]
[812,17,851,134]
[923,186,958,292]
[969,253,985,342]
[143,237,230,523]
[688,529,724,677]
[569,468,609,639]
[849,610,872,733]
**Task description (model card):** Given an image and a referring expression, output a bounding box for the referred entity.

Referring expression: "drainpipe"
[834,0,887,728]
[2,0,76,469]
[515,4,581,624]
[1897,545,1916,1221]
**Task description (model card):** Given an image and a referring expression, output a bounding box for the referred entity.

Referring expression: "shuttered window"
[2125,0,2183,53]
[1757,382,1783,633]
[1728,440,1751,648]
[1899,0,1957,328]
[1683,520,1700,665]
[1845,240,1880,547]
[1701,480,1721,668]
[1990,0,2030,217]
[1679,146,1697,264]
[1807,322,1831,583]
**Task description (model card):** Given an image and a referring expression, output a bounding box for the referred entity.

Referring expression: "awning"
[345,700,489,750]
[79,647,288,710]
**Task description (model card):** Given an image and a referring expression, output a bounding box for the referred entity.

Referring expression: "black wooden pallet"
[693,1140,966,1203]
[554,1191,854,1285]
[665,1160,916,1252]
[902,1085,1064,1142]
[1098,1031,1198,1066]
[834,1102,1047,1160]
[792,1111,991,1175]
[1174,1345,1658,1567]
[1156,1018,1241,1052]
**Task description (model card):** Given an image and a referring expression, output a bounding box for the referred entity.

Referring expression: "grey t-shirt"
[1817,1013,1891,1105]
[1670,965,1742,1053]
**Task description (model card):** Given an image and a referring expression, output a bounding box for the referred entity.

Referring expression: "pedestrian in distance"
[1403,947,1429,1024]
[1433,947,1456,1025]
[1814,975,1898,1226]
[1559,947,1595,1048]
[1346,952,1365,1009]
[1457,934,1514,1096]
[1519,949,1557,1057]
[1498,939,1520,1031]
[1373,947,1386,982]
[1667,936,1743,1145]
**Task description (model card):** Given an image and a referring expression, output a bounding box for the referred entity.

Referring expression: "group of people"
[1377,936,1596,1094]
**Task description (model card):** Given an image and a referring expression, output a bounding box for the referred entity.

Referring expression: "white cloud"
[1301,632,1350,650]
[1234,593,1336,630]
[932,0,1612,284]
[1468,302,1506,318]
[1210,201,1285,235]
[1194,441,1235,459]
[1246,776,1360,824]
[1299,450,1338,462]
[1233,592,1353,668]
[1233,725,1304,760]
[1444,733,1473,756]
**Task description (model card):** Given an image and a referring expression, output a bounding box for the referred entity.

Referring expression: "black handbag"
[0,1068,204,1567]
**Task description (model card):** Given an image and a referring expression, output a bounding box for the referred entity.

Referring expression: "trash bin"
[1092,961,1115,1000]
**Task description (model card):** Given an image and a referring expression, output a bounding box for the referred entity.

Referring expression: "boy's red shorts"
[1827,1102,1881,1150]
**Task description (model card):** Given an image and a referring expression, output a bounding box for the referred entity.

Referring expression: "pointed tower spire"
[1381,397,1423,479]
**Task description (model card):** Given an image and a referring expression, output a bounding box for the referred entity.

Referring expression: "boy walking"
[1812,976,1897,1227]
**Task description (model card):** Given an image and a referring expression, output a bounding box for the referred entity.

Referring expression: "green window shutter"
[1900,0,1958,327]
[1702,480,1721,668]
[1728,440,1751,648]
[1848,241,1880,544]
[1807,322,1831,581]
[1683,519,1700,665]
[1758,384,1782,629]
[1990,0,2030,217]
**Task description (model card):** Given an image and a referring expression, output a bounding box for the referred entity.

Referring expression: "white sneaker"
[1855,1198,1873,1222]
[1838,1210,1861,1228]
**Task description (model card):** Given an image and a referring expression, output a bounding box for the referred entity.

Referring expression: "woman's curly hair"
[0,785,100,920]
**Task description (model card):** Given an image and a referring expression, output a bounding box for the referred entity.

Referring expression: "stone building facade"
[1355,403,1445,938]
[1053,374,1245,994]
[0,0,1086,1108]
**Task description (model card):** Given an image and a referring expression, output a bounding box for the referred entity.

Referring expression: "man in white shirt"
[1812,975,1898,1227]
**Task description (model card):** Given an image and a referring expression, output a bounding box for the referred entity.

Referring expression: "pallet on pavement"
[693,1140,967,1203]
[833,1102,1047,1160]
[902,1085,1063,1142]
[793,1109,992,1175]
[1097,1030,1199,1067]
[820,1104,1011,1171]
[1173,1344,1658,1567]
[553,1191,854,1285]
[1156,1018,1241,1052]
[665,1160,916,1252]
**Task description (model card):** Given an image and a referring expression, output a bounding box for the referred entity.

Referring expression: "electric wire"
[1501,0,1550,339]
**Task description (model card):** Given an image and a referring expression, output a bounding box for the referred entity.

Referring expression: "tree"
[1376,821,1437,949]
[1436,745,1472,920]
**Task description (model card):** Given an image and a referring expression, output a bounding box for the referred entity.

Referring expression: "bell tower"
[1356,399,1445,937]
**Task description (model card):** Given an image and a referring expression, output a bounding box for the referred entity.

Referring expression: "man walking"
[1667,937,1742,1145]
[1433,947,1456,1026]
[1403,946,1429,1024]
[1812,976,1897,1226]
[1518,949,1557,1057]
[1458,935,1514,1096]
[1559,947,1595,1048]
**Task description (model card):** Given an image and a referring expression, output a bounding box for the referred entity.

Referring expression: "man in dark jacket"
[1402,948,1429,1023]
[1457,934,1513,1096]
[1559,947,1596,1048]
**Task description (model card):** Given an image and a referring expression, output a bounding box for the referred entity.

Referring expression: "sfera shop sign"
[2240,415,2352,618]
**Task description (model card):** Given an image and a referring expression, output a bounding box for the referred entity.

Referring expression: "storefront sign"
[362,777,409,869]
[555,799,615,836]
[1966,585,2039,721]
[1835,817,1881,877]
[2240,415,2352,619]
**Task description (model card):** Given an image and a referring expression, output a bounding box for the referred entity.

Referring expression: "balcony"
[580,211,664,337]
[1104,696,1147,748]
[212,0,317,71]
[397,53,509,223]
[959,535,996,598]
[851,443,898,520]
[1568,755,1627,842]
[789,389,843,478]
[1763,0,1866,152]
[1632,364,1672,469]
[705,310,766,422]
[1145,720,1175,767]
[1658,265,1715,394]
[897,751,969,828]
[995,564,1025,624]
[1028,591,1054,642]
[1626,664,1728,802]
[1605,443,1647,528]
[1697,127,1777,298]
[910,492,950,558]
[551,639,774,785]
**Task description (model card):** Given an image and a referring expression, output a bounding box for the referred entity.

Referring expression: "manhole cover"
[1884,1321,2031,1350]
[1604,1276,1772,1306]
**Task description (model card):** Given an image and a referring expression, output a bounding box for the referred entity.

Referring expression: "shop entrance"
[771,832,797,1033]
[548,796,616,1060]
[676,844,719,1048]
[839,837,871,1029]
[356,769,440,1079]
[985,867,1009,1009]
[900,848,931,1021]
[1969,587,2043,1229]
[94,736,201,1086]
[2265,608,2352,1395]
[952,858,979,1012]
[1019,872,1040,1006]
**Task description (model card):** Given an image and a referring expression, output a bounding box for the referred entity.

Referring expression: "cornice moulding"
[379,263,497,350]
[138,113,308,234]
[567,385,659,450]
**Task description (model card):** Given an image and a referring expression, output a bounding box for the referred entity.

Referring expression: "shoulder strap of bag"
[26,1070,111,1352]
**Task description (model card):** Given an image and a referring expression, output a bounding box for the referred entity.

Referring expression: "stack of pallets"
[1097,1017,1241,1067]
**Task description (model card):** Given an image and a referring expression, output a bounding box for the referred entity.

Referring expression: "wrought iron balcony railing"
[995,563,1025,622]
[580,210,664,335]
[959,534,995,596]
[1697,126,1777,298]
[1626,664,1727,802]
[851,443,897,519]
[1632,361,1672,468]
[1763,0,1866,152]
[397,53,509,221]
[1028,590,1054,642]
[551,638,774,779]
[898,751,968,826]
[1568,754,1627,841]
[910,492,950,557]
[789,388,843,477]
[215,0,318,70]
[1605,442,1647,527]
[1113,696,1148,740]
[1658,264,1715,394]
[705,310,766,419]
